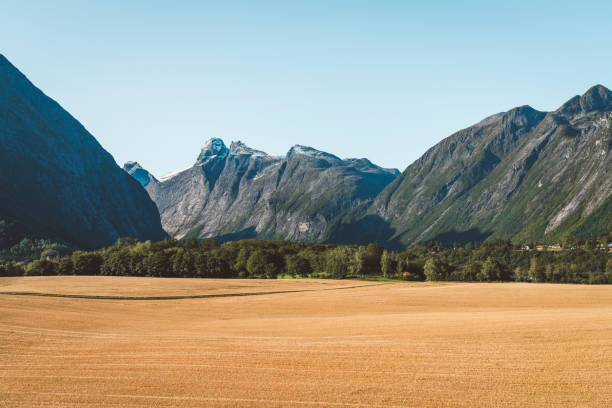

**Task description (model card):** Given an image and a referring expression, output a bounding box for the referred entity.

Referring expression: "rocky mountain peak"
[557,85,612,116]
[123,161,143,172]
[498,105,546,130]
[196,138,229,164]
[229,141,268,157]
[123,161,157,187]
[288,145,340,161]
[472,105,544,131]
[128,136,399,242]
[580,84,612,112]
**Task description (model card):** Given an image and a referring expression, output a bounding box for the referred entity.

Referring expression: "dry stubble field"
[1,276,612,407]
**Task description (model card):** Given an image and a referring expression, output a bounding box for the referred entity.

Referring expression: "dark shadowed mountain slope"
[369,85,612,247]
[125,140,399,242]
[0,54,166,250]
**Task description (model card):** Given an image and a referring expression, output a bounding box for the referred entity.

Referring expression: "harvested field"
[1,277,612,407]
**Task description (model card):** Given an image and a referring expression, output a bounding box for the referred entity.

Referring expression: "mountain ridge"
[367,84,612,247]
[0,54,166,251]
[126,85,610,248]
[125,139,399,242]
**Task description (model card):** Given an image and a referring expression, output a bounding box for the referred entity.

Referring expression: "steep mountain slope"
[126,140,399,242]
[370,85,612,247]
[0,54,166,250]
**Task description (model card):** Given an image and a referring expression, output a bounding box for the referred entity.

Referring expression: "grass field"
[1,277,612,407]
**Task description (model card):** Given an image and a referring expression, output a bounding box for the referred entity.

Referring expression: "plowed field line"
[0,282,387,300]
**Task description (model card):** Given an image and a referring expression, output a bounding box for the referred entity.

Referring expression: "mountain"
[367,85,612,247]
[4,53,606,254]
[126,85,611,249]
[125,140,399,242]
[0,54,166,251]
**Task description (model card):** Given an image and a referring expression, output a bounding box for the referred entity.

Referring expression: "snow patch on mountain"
[229,141,269,157]
[159,167,191,182]
[289,145,340,160]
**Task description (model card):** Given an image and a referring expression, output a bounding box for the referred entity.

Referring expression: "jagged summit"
[580,84,612,112]
[557,84,612,115]
[122,161,157,187]
[583,84,611,96]
[497,105,545,129]
[123,161,143,171]
[127,137,399,241]
[196,138,229,163]
[229,141,269,157]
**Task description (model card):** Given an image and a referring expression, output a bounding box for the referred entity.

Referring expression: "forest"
[1,235,611,284]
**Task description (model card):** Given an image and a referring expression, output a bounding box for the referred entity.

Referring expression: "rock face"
[0,55,166,249]
[125,140,399,242]
[370,85,612,247]
[126,85,611,249]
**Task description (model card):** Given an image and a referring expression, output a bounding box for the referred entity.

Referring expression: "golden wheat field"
[1,277,612,407]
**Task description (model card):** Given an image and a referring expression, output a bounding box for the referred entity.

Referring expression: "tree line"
[1,236,611,283]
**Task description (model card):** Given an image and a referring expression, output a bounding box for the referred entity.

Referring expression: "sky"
[2,1,612,177]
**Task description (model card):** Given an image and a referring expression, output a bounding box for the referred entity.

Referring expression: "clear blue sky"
[2,1,611,176]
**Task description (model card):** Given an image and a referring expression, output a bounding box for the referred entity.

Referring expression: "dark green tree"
[326,247,354,278]
[360,243,384,275]
[482,257,509,281]
[101,249,131,276]
[57,257,74,275]
[461,261,482,281]
[72,251,103,275]
[141,251,171,277]
[247,250,279,278]
[26,259,57,276]
[285,254,312,277]
[424,258,447,281]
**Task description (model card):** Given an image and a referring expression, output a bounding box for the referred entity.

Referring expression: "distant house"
[536,245,546,251]
[549,244,562,250]
[522,245,531,251]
